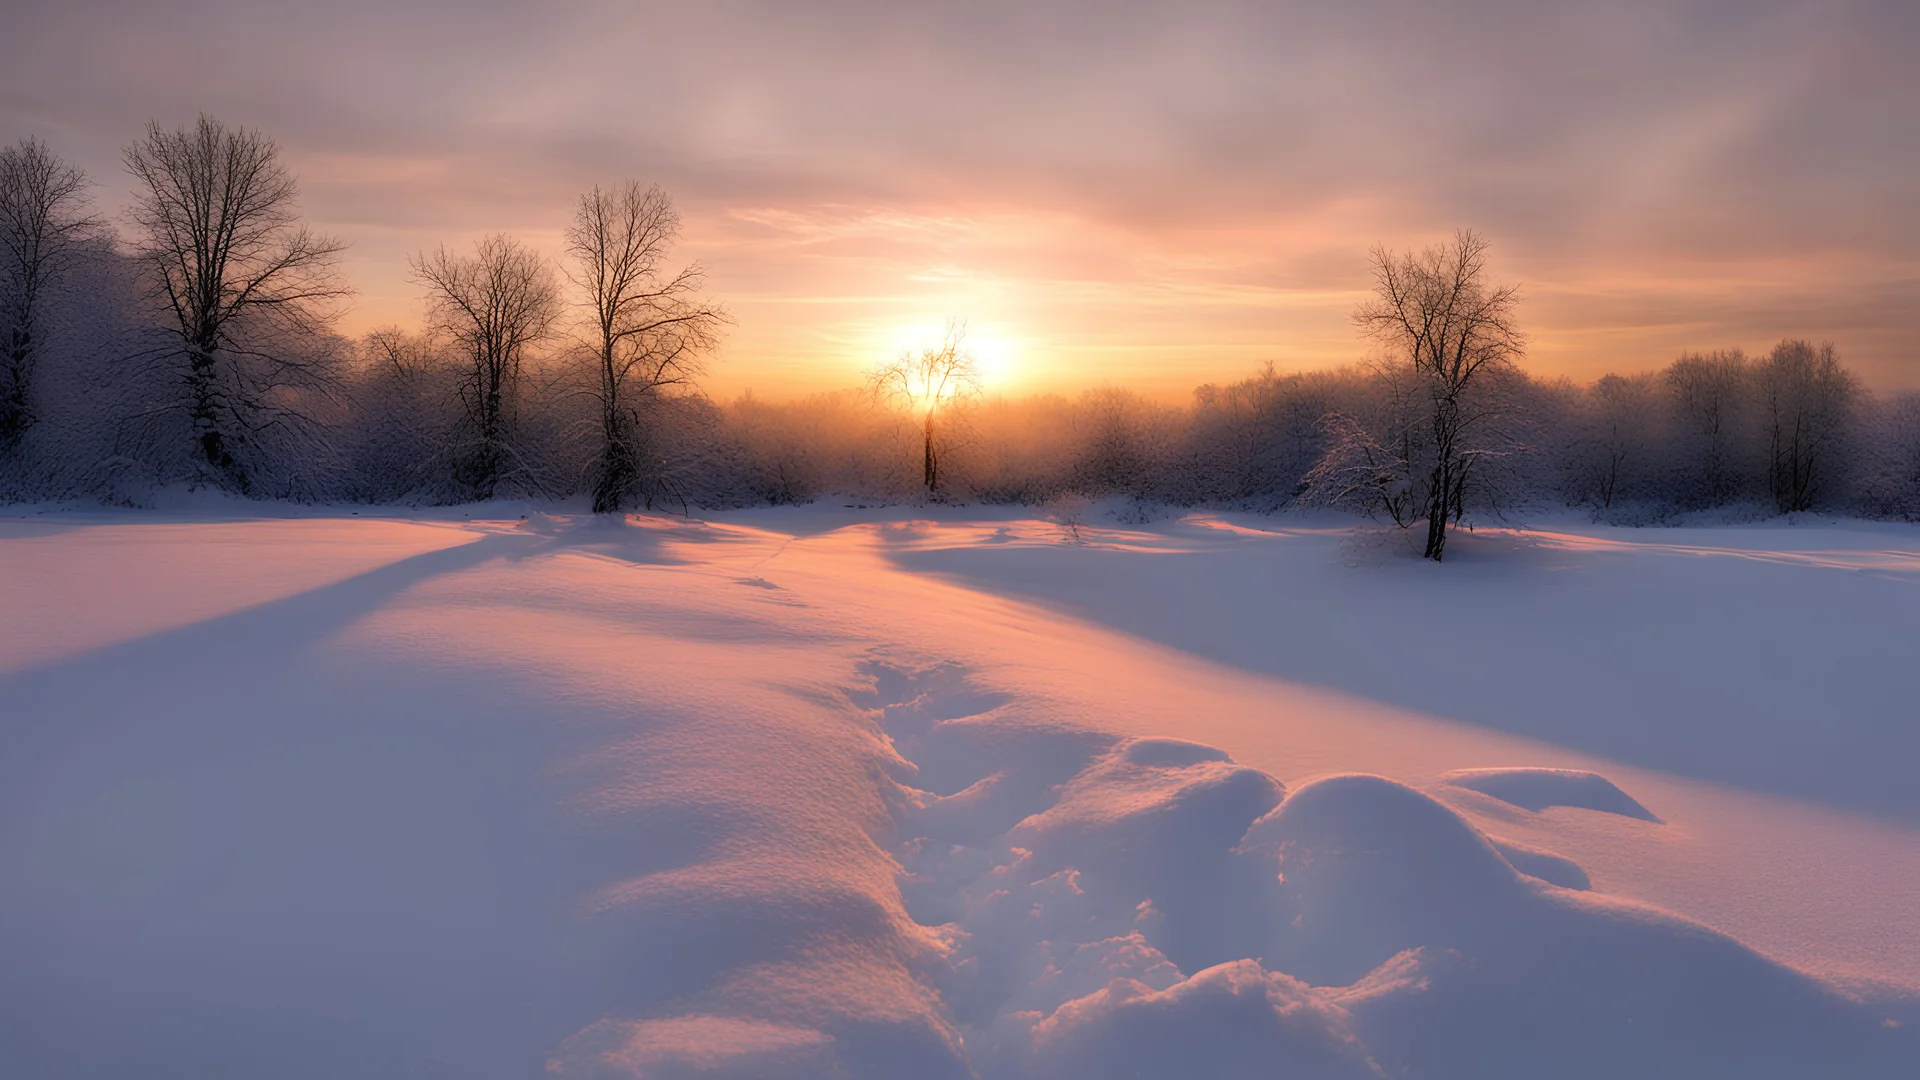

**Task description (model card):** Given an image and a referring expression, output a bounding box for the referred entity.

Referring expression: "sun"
[884,321,1022,391]
[967,333,1018,389]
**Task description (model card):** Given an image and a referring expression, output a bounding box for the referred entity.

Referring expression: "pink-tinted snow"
[3,505,1915,1077]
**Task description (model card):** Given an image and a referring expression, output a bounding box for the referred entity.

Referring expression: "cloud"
[4,0,1916,392]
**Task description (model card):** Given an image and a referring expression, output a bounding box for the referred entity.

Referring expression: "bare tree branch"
[0,137,101,449]
[1311,229,1525,560]
[867,319,981,496]
[564,181,727,512]
[411,233,559,501]
[122,115,348,492]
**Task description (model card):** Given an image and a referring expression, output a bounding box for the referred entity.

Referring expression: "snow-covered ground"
[3,503,1917,1078]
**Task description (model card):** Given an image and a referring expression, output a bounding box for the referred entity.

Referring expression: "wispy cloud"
[5,0,1916,393]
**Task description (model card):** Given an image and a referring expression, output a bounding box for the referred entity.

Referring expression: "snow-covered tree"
[0,137,99,454]
[565,182,726,512]
[1756,339,1856,513]
[122,115,349,493]
[1663,349,1754,508]
[1306,230,1526,560]
[411,234,560,500]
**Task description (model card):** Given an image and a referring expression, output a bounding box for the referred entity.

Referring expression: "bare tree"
[1070,387,1172,499]
[565,182,726,513]
[411,234,559,500]
[868,321,981,495]
[0,137,98,451]
[1579,373,1656,511]
[1310,230,1524,560]
[123,115,347,492]
[1756,339,1855,513]
[1304,402,1421,531]
[338,327,450,502]
[1183,365,1340,508]
[1665,349,1750,507]
[1854,390,1920,521]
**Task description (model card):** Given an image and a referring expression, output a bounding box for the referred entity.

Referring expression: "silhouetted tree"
[565,182,726,512]
[1578,373,1656,511]
[340,327,451,501]
[1854,390,1920,521]
[411,234,559,500]
[1309,230,1524,560]
[1665,349,1750,507]
[0,137,97,451]
[1757,339,1855,513]
[1070,387,1172,499]
[123,115,347,492]
[1180,366,1352,508]
[869,321,980,495]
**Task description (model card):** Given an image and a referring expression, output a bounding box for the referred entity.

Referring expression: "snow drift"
[4,509,1917,1078]
[863,657,1917,1079]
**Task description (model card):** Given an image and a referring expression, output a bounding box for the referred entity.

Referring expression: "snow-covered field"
[4,504,1917,1078]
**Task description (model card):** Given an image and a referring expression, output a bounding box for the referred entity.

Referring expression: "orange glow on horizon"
[317,199,1920,404]
[30,4,1904,401]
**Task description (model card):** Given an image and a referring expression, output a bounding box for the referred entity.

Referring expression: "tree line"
[3,122,1918,555]
[0,117,726,510]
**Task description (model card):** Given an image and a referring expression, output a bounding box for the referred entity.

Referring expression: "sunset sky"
[4,0,1917,398]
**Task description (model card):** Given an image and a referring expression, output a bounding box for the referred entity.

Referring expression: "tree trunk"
[185,338,241,489]
[1424,414,1454,561]
[1424,511,1447,561]
[0,328,30,445]
[923,410,937,492]
[594,405,635,514]
[593,342,628,514]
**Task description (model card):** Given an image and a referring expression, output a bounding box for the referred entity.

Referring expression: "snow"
[1440,767,1661,821]
[3,504,1917,1077]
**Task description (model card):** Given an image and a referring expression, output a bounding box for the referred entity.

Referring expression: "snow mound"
[549,1016,836,1079]
[901,717,1117,848]
[1021,959,1382,1080]
[1246,774,1531,986]
[1440,767,1661,821]
[1121,737,1233,767]
[1488,836,1592,890]
[1256,776,1915,1077]
[876,680,1920,1079]
[1007,738,1286,971]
